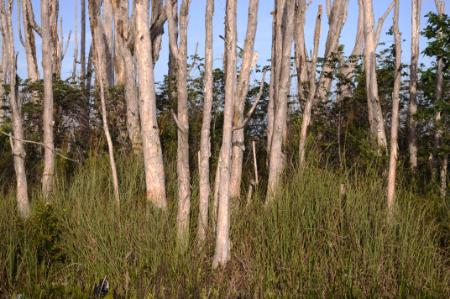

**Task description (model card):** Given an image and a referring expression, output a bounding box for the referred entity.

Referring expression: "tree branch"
[171,109,188,133]
[375,0,394,44]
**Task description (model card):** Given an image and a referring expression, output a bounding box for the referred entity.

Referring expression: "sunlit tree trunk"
[167,0,192,248]
[135,0,167,208]
[151,0,165,63]
[387,0,401,213]
[1,0,30,218]
[298,4,322,168]
[20,0,39,81]
[197,0,214,244]
[103,0,114,83]
[361,0,388,149]
[294,0,308,104]
[41,0,55,197]
[229,0,259,199]
[267,0,295,200]
[49,0,60,75]
[213,0,237,268]
[408,0,421,171]
[434,0,447,198]
[112,0,142,152]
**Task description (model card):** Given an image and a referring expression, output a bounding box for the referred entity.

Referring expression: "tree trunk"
[167,0,192,248]
[408,0,421,171]
[1,1,31,218]
[81,0,86,83]
[103,0,115,84]
[49,0,60,75]
[298,4,322,168]
[294,0,308,104]
[151,0,165,63]
[229,0,259,199]
[267,0,295,200]
[197,0,214,244]
[41,0,55,197]
[135,0,167,209]
[213,0,237,268]
[362,0,390,149]
[112,0,142,152]
[387,0,401,213]
[20,0,39,81]
[434,0,447,198]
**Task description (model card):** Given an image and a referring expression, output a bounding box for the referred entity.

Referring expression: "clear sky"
[12,0,450,81]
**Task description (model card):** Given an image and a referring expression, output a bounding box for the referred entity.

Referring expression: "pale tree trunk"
[135,0,167,209]
[88,0,113,87]
[266,1,277,162]
[81,0,86,83]
[0,39,6,124]
[167,0,192,248]
[168,0,178,105]
[387,0,401,213]
[95,42,120,203]
[298,4,322,168]
[72,0,78,79]
[41,0,55,197]
[1,0,30,218]
[337,0,364,103]
[294,0,308,103]
[103,0,114,84]
[49,0,60,75]
[434,0,447,198]
[408,0,421,171]
[362,0,389,149]
[297,0,349,167]
[112,0,142,152]
[20,0,39,81]
[229,0,259,199]
[267,0,295,200]
[315,0,348,103]
[213,0,237,268]
[197,0,214,244]
[151,0,165,63]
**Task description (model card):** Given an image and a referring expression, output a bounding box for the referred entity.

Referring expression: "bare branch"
[375,0,394,44]
[171,109,188,133]
[166,0,181,62]
[233,70,267,131]
[0,130,80,163]
[61,30,72,61]
[326,0,331,20]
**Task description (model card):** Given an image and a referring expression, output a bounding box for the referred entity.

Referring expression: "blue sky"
[12,0,449,81]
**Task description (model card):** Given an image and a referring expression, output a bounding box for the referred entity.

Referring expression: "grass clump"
[0,155,449,298]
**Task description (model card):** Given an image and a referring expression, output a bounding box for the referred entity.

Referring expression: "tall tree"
[1,0,30,217]
[298,0,348,168]
[267,0,295,199]
[41,0,55,196]
[112,0,142,151]
[294,0,309,103]
[229,0,260,199]
[361,0,391,149]
[20,0,39,81]
[135,0,167,208]
[167,0,192,248]
[197,0,214,244]
[213,0,237,268]
[408,0,422,171]
[387,0,401,213]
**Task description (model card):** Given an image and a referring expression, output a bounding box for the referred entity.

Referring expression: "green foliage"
[0,155,448,297]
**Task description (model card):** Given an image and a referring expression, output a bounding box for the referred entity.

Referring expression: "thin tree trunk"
[135,0,167,209]
[103,0,114,84]
[362,0,391,149]
[167,0,192,248]
[294,0,308,104]
[229,0,259,199]
[41,0,55,197]
[95,43,120,203]
[197,0,214,244]
[1,0,30,218]
[266,1,277,162]
[267,0,295,200]
[434,0,447,198]
[213,0,237,268]
[408,0,421,171]
[20,0,39,81]
[49,0,59,75]
[387,0,401,213]
[151,0,165,63]
[72,0,78,79]
[112,0,142,152]
[298,4,322,168]
[81,0,86,83]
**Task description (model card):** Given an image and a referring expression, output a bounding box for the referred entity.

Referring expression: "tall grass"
[0,154,448,298]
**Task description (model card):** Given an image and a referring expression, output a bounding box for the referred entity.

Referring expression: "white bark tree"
[213,0,237,268]
[20,0,39,81]
[229,0,260,199]
[408,0,422,171]
[387,0,401,213]
[1,0,31,218]
[266,0,295,199]
[41,0,55,197]
[135,0,167,209]
[166,0,192,248]
[197,0,214,244]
